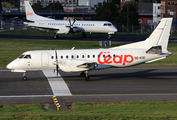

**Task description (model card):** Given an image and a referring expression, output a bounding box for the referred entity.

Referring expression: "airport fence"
[115,24,177,35]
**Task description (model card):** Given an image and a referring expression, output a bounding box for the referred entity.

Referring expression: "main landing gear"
[23,72,27,80]
[54,33,58,39]
[80,71,90,81]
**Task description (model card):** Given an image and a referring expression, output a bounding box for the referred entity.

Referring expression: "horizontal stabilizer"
[146,46,162,54]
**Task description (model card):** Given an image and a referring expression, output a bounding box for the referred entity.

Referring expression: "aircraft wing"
[58,59,98,72]
[24,22,70,34]
[76,62,98,69]
[32,26,59,31]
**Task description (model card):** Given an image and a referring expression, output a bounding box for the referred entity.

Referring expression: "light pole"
[127,2,129,32]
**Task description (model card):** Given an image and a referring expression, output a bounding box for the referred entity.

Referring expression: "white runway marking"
[42,70,72,96]
[0,95,53,98]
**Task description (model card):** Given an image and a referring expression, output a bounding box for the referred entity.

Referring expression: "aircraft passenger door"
[41,52,49,67]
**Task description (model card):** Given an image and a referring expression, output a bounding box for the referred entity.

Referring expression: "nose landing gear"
[54,33,58,39]
[108,34,112,39]
[23,72,27,80]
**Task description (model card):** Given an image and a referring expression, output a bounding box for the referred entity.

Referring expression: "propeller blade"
[72,19,76,26]
[56,65,59,76]
[69,19,71,28]
[55,50,59,76]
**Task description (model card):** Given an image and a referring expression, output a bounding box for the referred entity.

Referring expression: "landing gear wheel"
[54,34,58,39]
[23,76,27,80]
[82,33,86,38]
[85,76,90,81]
[80,72,86,77]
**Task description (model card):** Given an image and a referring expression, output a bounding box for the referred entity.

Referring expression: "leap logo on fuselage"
[97,51,134,65]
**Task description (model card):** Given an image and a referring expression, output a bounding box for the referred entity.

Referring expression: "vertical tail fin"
[145,18,172,52]
[24,1,53,21]
[111,18,173,52]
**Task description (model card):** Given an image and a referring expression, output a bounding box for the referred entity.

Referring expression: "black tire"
[23,76,27,80]
[80,72,86,77]
[82,33,86,38]
[54,34,58,39]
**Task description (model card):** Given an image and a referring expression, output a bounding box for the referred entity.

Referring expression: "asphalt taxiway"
[1,34,177,43]
[0,66,177,104]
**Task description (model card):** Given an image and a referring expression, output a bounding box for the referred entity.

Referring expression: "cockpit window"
[19,54,25,59]
[24,55,31,59]
[103,23,112,26]
[107,23,112,26]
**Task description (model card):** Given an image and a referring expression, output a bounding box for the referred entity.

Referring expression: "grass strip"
[0,101,177,119]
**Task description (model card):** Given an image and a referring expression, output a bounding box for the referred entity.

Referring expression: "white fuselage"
[24,1,117,35]
[28,20,117,34]
[7,48,167,73]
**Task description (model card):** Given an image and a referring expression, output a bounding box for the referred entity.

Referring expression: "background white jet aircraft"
[7,18,172,81]
[24,1,117,39]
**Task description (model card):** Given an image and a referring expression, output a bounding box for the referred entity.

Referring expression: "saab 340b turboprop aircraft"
[24,1,117,39]
[7,18,172,81]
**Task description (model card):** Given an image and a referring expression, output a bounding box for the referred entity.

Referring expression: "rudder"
[24,1,53,21]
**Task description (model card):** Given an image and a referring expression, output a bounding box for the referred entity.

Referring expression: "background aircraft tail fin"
[111,18,172,53]
[24,1,53,21]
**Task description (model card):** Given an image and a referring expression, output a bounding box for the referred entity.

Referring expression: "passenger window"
[71,55,74,59]
[103,55,105,58]
[88,55,90,58]
[98,55,100,58]
[108,55,110,57]
[113,54,116,57]
[93,55,95,58]
[61,56,63,59]
[24,55,31,59]
[66,55,68,59]
[82,55,84,58]
[77,55,79,58]
[51,56,54,59]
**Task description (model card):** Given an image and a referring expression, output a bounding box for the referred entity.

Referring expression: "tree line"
[0,1,139,26]
[93,1,139,26]
[32,1,63,11]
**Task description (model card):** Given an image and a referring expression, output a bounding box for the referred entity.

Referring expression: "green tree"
[116,2,139,26]
[32,1,43,10]
[2,2,11,10]
[93,1,119,23]
[9,0,17,8]
[0,0,2,12]
[44,1,63,11]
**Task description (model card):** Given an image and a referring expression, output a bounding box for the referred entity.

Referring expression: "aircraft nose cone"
[114,27,118,32]
[6,63,13,69]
